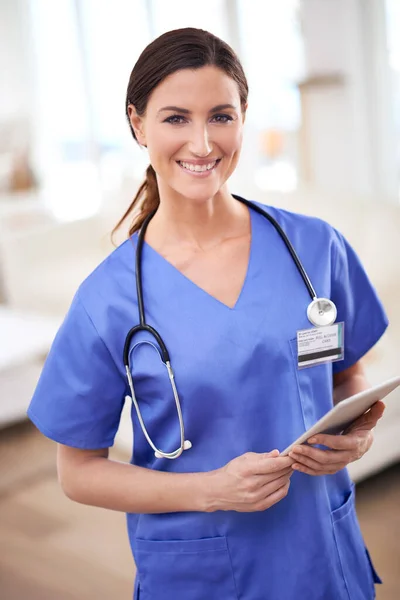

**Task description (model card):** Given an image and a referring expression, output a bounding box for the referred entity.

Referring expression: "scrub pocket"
[135,536,238,600]
[331,485,382,600]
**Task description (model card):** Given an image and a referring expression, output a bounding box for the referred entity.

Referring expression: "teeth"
[179,160,217,172]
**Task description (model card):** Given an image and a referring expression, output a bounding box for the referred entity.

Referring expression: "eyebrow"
[157,104,238,115]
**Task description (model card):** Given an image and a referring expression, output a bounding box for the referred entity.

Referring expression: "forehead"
[147,66,241,112]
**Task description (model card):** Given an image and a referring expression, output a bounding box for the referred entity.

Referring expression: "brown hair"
[112,27,249,239]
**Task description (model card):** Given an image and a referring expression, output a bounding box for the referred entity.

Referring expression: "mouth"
[176,159,221,176]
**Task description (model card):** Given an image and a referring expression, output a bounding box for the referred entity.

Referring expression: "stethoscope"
[123,195,337,460]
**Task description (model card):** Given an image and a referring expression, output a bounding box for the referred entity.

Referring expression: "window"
[386,0,400,199]
[235,0,304,193]
[29,0,150,220]
[149,0,229,40]
[28,0,305,219]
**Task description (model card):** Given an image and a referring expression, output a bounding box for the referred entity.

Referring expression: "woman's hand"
[206,450,294,512]
[288,401,385,476]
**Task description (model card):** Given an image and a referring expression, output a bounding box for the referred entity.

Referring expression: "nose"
[188,124,213,157]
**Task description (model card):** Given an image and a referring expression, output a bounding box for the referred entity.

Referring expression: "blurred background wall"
[0,1,399,597]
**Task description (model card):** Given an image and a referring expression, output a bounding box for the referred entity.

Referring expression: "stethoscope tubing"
[233,196,317,301]
[124,196,335,460]
[135,209,158,327]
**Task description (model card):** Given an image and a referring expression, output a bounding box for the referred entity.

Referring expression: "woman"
[28,28,388,600]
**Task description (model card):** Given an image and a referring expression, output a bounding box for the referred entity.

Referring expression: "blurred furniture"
[0,192,111,427]
[0,192,111,315]
[0,307,59,426]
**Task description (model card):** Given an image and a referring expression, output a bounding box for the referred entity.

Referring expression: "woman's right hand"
[206,450,294,512]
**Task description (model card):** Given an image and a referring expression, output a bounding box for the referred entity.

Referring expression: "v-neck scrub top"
[28,200,388,600]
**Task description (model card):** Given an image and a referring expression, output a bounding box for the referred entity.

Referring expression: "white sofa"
[0,196,111,425]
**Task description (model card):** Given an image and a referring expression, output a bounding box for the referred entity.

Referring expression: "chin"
[178,185,224,203]
[169,178,222,201]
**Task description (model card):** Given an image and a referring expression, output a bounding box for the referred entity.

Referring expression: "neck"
[145,186,248,252]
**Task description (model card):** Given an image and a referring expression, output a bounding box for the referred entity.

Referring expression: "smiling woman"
[128,66,244,188]
[113,28,248,238]
[27,27,389,600]
[129,66,244,203]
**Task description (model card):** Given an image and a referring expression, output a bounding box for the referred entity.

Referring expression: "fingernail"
[308,437,317,444]
[268,449,279,457]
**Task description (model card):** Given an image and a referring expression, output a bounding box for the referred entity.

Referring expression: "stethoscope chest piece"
[307,298,337,327]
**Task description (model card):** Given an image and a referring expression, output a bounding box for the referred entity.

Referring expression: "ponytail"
[112,164,160,240]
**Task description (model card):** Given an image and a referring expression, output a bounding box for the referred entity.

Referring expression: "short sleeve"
[27,293,126,449]
[331,229,389,374]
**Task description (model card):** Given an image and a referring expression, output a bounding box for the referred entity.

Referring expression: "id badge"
[296,322,344,369]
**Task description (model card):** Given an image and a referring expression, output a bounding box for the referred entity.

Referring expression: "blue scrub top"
[28,200,388,600]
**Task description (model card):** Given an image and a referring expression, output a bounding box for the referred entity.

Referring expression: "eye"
[163,115,187,125]
[211,114,234,123]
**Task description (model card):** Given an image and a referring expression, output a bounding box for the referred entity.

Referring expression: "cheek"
[146,127,184,164]
[218,128,243,158]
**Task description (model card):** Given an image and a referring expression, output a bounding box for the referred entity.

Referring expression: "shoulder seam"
[75,293,126,385]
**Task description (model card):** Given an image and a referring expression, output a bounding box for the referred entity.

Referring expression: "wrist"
[198,469,222,513]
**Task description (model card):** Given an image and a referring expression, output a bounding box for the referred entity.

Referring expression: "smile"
[177,159,221,176]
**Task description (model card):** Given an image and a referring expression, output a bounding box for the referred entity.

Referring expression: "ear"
[128,104,147,146]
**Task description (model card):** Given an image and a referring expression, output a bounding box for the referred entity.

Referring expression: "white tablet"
[280,375,400,456]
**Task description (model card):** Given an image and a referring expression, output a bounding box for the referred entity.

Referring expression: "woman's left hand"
[288,401,385,476]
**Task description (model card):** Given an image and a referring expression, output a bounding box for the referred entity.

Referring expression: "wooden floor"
[0,421,399,600]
